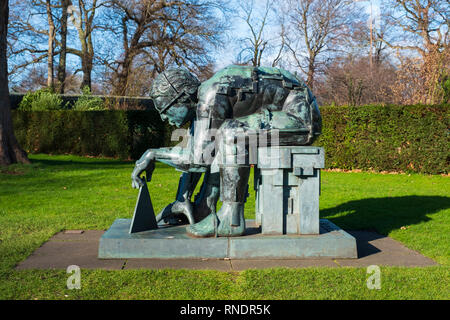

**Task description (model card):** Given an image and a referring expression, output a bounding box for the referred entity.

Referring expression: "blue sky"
[212,0,382,70]
[9,0,390,90]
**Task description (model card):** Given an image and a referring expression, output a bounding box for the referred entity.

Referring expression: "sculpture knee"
[219,166,250,203]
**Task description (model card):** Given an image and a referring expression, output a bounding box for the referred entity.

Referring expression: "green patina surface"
[132,65,322,238]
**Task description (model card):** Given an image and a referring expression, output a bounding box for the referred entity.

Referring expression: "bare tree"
[8,1,51,83]
[7,0,102,92]
[316,54,397,105]
[284,0,358,90]
[382,0,448,57]
[57,0,70,93]
[233,0,287,68]
[140,1,223,77]
[45,0,57,89]
[102,0,225,96]
[8,0,71,91]
[0,0,29,165]
[67,0,104,91]
[236,0,271,66]
[347,4,393,68]
[14,0,59,89]
[12,66,48,92]
[380,0,449,103]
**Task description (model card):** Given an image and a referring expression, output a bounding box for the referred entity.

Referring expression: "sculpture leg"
[186,166,249,237]
[216,165,250,236]
[192,170,220,222]
[187,117,253,237]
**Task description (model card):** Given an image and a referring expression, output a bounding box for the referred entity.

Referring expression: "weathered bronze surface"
[131,65,322,238]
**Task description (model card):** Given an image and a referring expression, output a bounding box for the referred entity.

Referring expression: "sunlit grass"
[0,154,448,299]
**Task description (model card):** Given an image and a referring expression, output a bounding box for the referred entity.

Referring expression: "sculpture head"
[150,68,200,127]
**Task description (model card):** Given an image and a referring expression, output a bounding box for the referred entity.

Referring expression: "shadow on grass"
[31,158,132,167]
[321,195,450,235]
[0,172,123,197]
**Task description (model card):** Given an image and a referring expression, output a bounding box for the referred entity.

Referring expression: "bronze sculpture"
[131,65,322,237]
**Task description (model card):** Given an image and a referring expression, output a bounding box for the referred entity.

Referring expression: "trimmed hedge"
[314,104,449,174]
[12,110,169,160]
[10,93,155,110]
[11,104,450,174]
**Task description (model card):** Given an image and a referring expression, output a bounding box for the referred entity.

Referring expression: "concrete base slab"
[335,231,437,267]
[98,219,357,259]
[52,230,105,241]
[15,227,437,271]
[16,231,125,270]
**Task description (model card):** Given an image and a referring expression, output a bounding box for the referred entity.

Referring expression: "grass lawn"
[0,154,449,300]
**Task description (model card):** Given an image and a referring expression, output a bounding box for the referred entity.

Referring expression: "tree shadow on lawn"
[31,158,133,168]
[0,171,123,197]
[321,195,450,235]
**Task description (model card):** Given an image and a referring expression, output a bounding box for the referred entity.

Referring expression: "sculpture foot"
[186,212,217,237]
[156,200,195,225]
[159,216,188,226]
[186,202,245,237]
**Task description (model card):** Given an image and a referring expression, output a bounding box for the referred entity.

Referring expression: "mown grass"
[0,154,449,300]
[1,267,448,300]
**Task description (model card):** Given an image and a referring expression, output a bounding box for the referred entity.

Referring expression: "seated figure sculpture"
[131,65,322,238]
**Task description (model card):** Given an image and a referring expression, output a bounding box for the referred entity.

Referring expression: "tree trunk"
[80,53,92,90]
[113,53,132,96]
[306,58,315,90]
[0,1,30,166]
[46,0,55,90]
[114,67,129,97]
[57,0,70,94]
[69,0,95,91]
[80,29,94,91]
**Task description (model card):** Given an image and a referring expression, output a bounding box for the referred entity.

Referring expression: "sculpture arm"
[131,145,194,184]
[131,146,196,189]
[193,85,232,165]
[261,109,309,132]
[131,149,156,189]
[280,88,321,137]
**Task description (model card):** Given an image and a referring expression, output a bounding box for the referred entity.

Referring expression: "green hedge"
[12,110,169,160]
[314,104,449,174]
[12,104,450,173]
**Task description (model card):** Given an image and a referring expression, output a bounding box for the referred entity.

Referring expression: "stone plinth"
[255,146,325,235]
[98,219,357,259]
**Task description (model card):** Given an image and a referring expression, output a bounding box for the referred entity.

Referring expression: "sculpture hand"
[156,200,195,225]
[131,168,145,189]
[131,150,155,189]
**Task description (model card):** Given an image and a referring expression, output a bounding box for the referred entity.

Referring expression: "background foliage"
[12,104,449,173]
[72,87,105,111]
[17,88,64,111]
[12,110,169,160]
[314,104,449,174]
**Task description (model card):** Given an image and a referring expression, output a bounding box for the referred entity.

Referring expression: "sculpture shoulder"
[257,66,305,86]
[196,65,310,118]
[196,65,253,118]
[198,65,253,96]
[198,65,306,95]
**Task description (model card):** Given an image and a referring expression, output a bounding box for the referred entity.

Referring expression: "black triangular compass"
[129,177,158,233]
